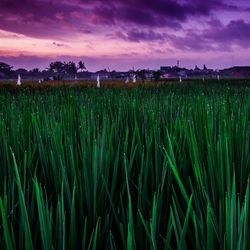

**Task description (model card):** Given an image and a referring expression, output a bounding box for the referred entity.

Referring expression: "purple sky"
[0,0,250,71]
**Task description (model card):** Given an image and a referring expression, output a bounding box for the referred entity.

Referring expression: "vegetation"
[0,81,249,249]
[0,61,86,80]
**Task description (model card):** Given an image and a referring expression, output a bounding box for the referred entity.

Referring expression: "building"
[220,66,250,77]
[160,66,172,73]
[91,69,110,79]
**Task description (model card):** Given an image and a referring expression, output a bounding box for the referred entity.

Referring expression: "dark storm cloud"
[79,0,228,27]
[0,0,250,51]
[82,0,246,25]
[108,29,166,42]
[0,0,81,38]
[0,0,237,37]
[124,29,165,42]
[205,20,250,47]
[168,19,250,51]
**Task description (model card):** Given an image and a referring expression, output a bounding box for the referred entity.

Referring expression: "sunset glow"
[0,0,249,70]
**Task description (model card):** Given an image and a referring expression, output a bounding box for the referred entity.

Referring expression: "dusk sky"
[0,0,250,71]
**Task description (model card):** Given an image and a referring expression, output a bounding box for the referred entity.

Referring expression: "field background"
[0,78,249,89]
[0,80,249,249]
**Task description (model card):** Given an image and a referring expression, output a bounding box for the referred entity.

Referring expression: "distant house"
[0,72,6,79]
[77,71,92,79]
[160,65,189,78]
[160,72,177,78]
[220,66,250,77]
[91,69,110,79]
[161,73,171,78]
[112,71,128,79]
[145,72,153,79]
[160,66,172,73]
[178,70,187,77]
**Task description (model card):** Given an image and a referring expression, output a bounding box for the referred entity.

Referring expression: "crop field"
[0,79,184,89]
[0,80,249,249]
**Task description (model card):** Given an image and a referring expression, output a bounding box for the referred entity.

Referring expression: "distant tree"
[65,61,77,77]
[48,61,65,74]
[48,61,78,78]
[16,68,28,74]
[0,62,13,78]
[153,70,161,82]
[30,68,40,73]
[203,64,207,71]
[137,69,146,83]
[195,65,200,71]
[78,61,86,72]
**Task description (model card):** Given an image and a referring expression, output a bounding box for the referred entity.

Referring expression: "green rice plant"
[0,80,249,249]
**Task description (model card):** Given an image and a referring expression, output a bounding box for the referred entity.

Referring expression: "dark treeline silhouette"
[1,60,250,81]
[0,60,162,82]
[0,60,86,80]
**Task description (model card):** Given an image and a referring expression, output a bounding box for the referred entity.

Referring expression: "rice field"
[0,80,249,249]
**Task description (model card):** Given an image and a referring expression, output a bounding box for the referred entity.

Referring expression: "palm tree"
[78,61,86,72]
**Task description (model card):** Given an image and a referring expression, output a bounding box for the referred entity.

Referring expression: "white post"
[179,76,182,83]
[125,77,129,84]
[217,74,220,81]
[133,74,136,83]
[97,75,100,88]
[17,74,22,85]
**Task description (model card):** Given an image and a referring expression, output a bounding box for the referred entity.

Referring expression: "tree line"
[0,60,164,82]
[0,61,86,79]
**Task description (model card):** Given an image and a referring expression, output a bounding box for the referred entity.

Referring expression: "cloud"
[0,0,80,39]
[0,0,242,39]
[52,42,70,48]
[108,29,166,42]
[170,18,250,51]
[0,30,22,39]
[0,0,250,70]
[204,19,250,47]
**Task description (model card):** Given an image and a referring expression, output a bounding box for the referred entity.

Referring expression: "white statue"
[97,75,100,88]
[17,74,22,85]
[133,74,136,83]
